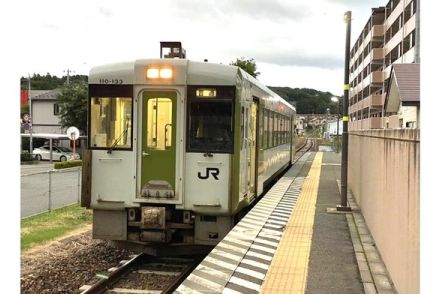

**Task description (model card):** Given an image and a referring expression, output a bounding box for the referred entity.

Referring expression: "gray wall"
[348,129,419,294]
[32,100,60,125]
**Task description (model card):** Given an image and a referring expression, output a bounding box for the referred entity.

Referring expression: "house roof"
[385,63,420,113]
[30,89,61,101]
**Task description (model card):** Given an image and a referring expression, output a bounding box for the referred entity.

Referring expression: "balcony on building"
[363,93,385,109]
[371,48,385,62]
[371,71,385,84]
[371,94,386,107]
[372,24,385,37]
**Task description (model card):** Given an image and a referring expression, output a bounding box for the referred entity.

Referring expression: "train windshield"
[187,86,234,153]
[89,97,133,150]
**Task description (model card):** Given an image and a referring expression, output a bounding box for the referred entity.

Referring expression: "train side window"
[245,108,249,139]
[268,111,273,148]
[280,115,283,144]
[241,106,244,150]
[263,109,268,149]
[281,116,285,144]
[274,114,278,146]
[283,116,287,144]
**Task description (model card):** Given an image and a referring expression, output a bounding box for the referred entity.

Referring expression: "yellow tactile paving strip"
[260,152,323,294]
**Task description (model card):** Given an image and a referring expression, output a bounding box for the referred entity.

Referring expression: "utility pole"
[64,69,74,84]
[338,11,352,211]
[331,96,340,152]
[28,74,33,155]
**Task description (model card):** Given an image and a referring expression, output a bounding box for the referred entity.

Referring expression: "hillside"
[20,74,339,115]
[269,86,341,115]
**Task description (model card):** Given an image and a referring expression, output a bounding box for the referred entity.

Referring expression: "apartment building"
[348,0,419,130]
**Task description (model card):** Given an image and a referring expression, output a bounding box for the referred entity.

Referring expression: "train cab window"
[89,97,132,149]
[187,86,234,153]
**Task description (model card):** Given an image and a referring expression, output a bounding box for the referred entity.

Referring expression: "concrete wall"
[32,100,60,125]
[348,129,419,294]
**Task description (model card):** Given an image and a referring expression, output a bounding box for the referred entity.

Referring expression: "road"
[21,162,55,176]
[21,162,82,219]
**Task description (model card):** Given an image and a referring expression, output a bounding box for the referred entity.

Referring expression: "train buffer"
[175,151,396,293]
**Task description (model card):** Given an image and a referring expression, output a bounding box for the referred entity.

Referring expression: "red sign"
[21,90,29,105]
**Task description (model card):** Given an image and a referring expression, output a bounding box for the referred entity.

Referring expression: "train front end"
[82,59,238,252]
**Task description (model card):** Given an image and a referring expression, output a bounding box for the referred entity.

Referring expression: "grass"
[21,204,92,251]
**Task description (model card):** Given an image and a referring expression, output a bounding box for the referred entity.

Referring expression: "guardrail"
[21,167,82,219]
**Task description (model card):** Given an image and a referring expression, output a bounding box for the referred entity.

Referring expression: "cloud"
[42,23,59,30]
[229,48,343,70]
[325,0,381,8]
[99,6,113,17]
[170,0,310,22]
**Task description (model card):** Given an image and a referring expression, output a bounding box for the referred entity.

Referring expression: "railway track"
[294,137,315,163]
[79,254,202,294]
[79,138,315,294]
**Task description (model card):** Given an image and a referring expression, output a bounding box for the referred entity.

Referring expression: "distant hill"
[20,74,338,115]
[20,73,88,90]
[269,86,341,115]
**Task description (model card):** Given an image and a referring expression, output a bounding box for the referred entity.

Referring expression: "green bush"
[54,160,82,170]
[21,151,34,162]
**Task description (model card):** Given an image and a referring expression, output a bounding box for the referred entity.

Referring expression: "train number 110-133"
[99,78,124,84]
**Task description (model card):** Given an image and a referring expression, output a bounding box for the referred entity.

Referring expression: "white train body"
[82,59,296,249]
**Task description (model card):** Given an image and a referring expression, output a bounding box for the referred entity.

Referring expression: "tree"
[57,80,88,134]
[230,57,260,78]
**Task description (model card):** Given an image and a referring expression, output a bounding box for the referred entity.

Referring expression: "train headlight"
[146,68,160,79]
[159,68,173,79]
[146,68,173,79]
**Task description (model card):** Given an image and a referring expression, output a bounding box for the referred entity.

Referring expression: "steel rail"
[80,253,147,294]
[161,257,204,294]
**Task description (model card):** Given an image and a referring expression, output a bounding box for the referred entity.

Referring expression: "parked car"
[32,146,80,161]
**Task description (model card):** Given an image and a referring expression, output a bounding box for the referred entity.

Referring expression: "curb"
[344,186,397,294]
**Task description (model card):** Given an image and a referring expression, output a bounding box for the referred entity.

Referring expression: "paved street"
[21,162,55,176]
[21,163,82,219]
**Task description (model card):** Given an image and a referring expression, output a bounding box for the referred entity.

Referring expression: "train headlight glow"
[196,88,217,97]
[146,68,160,79]
[159,68,173,79]
[146,68,173,79]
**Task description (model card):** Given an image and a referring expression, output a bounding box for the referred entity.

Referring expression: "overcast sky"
[8,0,386,95]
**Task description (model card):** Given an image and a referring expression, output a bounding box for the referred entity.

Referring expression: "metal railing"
[21,167,82,219]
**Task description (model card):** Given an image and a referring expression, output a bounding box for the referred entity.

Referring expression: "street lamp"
[331,96,340,152]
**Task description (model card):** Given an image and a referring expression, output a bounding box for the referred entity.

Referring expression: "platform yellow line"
[260,152,323,294]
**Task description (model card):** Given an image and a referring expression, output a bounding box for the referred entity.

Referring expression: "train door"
[248,101,258,199]
[140,91,177,198]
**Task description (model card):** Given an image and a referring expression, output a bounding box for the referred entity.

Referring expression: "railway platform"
[175,150,396,293]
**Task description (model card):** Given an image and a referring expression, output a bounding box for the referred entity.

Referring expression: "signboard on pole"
[66,126,80,160]
[67,126,80,141]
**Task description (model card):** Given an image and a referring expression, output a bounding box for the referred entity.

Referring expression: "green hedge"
[21,151,35,162]
[54,160,82,170]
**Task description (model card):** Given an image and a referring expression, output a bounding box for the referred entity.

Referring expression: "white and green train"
[81,57,296,253]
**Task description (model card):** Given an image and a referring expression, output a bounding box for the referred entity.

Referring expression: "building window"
[53,103,60,115]
[410,30,416,48]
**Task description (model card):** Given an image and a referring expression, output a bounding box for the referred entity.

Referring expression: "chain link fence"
[21,167,82,219]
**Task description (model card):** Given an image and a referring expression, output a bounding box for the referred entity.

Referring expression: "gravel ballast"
[21,229,134,294]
